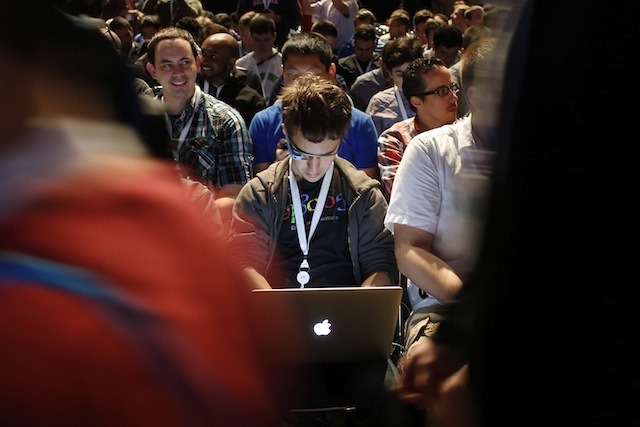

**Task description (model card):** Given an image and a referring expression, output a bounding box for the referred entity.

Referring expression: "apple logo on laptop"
[313,319,332,336]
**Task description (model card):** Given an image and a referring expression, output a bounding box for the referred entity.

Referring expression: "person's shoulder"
[350,106,374,124]
[334,157,380,193]
[252,102,281,121]
[380,116,414,137]
[413,116,469,150]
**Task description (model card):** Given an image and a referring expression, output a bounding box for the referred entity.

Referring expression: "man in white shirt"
[235,15,283,99]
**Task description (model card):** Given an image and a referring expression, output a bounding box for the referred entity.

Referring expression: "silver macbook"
[250,286,402,364]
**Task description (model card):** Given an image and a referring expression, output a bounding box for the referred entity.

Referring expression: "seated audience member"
[335,7,378,58]
[0,2,291,425]
[250,32,379,178]
[264,26,349,106]
[449,24,493,117]
[365,35,424,135]
[464,4,485,28]
[378,8,411,48]
[234,15,282,99]
[424,24,463,67]
[108,16,137,65]
[141,0,202,28]
[145,27,253,230]
[198,32,266,125]
[229,73,397,290]
[449,2,469,32]
[377,57,459,200]
[310,0,360,52]
[385,38,498,363]
[236,0,302,49]
[336,24,380,90]
[237,10,257,56]
[310,18,339,55]
[423,16,446,52]
[411,8,435,46]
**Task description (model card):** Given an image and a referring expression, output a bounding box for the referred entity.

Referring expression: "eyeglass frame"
[285,136,341,161]
[414,83,460,98]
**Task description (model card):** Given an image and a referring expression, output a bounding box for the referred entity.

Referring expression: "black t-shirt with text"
[268,169,355,288]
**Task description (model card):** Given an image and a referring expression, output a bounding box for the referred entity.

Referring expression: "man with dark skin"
[199,32,266,125]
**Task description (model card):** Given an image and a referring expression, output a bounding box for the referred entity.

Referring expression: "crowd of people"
[3,1,638,427]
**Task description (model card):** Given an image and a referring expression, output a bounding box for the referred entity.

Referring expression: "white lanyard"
[163,86,201,158]
[355,58,373,75]
[395,85,409,120]
[288,159,334,288]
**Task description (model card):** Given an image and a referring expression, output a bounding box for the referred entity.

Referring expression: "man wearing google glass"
[229,73,396,290]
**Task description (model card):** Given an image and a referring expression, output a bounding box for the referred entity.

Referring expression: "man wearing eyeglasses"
[249,32,379,179]
[229,73,396,291]
[377,57,460,200]
[385,38,497,356]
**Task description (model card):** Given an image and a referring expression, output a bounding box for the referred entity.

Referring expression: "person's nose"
[307,157,320,173]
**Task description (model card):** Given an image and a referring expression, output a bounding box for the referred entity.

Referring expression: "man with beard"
[198,32,266,125]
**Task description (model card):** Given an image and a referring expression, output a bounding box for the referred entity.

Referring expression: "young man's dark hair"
[175,16,202,44]
[434,24,463,49]
[401,57,446,112]
[281,32,333,71]
[310,18,338,40]
[281,74,351,143]
[249,14,276,35]
[413,8,434,28]
[381,35,423,71]
[353,24,377,43]
[146,27,199,66]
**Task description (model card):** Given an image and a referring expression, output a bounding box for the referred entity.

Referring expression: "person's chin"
[304,172,322,182]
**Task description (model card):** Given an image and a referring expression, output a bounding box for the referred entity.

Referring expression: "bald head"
[202,33,240,59]
[200,32,240,84]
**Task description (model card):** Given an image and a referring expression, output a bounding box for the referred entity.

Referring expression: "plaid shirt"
[162,87,253,189]
[377,117,420,200]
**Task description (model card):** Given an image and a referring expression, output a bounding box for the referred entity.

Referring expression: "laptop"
[250,286,402,365]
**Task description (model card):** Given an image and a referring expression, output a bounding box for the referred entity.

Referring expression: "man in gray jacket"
[229,74,396,289]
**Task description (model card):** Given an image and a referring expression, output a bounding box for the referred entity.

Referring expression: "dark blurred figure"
[236,0,302,49]
[0,1,296,426]
[394,0,640,426]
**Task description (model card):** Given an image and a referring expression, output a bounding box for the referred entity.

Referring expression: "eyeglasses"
[415,83,460,98]
[286,137,340,161]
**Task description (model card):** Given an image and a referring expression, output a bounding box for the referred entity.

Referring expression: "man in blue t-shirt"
[250,32,380,179]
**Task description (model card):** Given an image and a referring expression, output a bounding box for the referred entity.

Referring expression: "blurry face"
[251,32,275,55]
[435,45,460,67]
[282,54,334,87]
[147,38,200,103]
[114,27,133,52]
[200,39,233,82]
[413,66,459,130]
[388,18,407,38]
[238,24,253,50]
[389,62,410,88]
[286,127,340,183]
[354,38,375,63]
[466,10,485,27]
[414,22,428,45]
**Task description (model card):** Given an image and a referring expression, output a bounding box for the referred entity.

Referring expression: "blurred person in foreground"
[0,2,295,425]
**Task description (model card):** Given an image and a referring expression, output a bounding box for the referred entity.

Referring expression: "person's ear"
[281,123,288,137]
[328,62,336,79]
[465,85,478,110]
[145,61,157,79]
[409,94,422,110]
[196,54,202,71]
